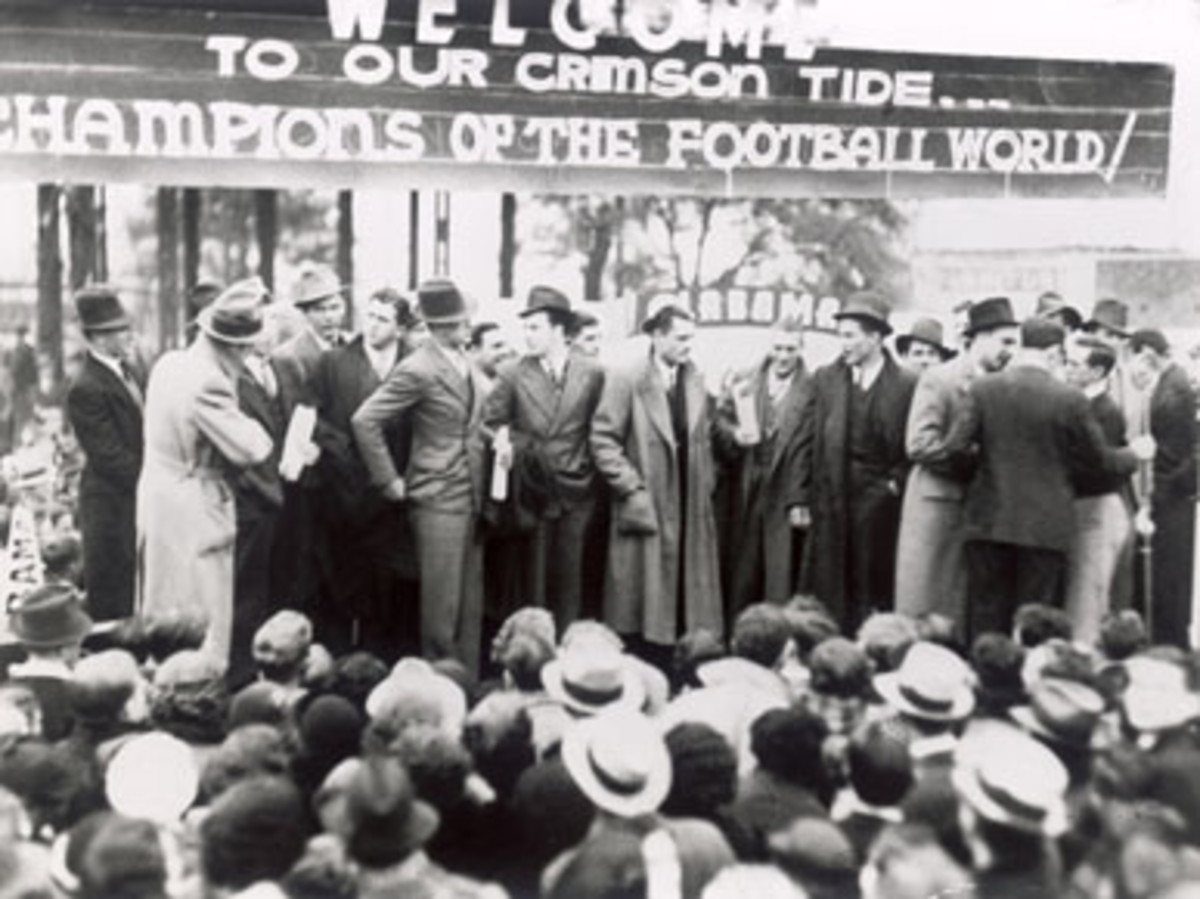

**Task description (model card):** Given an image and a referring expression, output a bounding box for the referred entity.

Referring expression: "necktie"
[669,366,687,443]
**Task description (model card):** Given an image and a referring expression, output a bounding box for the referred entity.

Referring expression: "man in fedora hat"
[353,279,487,676]
[795,290,917,633]
[482,285,605,630]
[271,262,348,418]
[137,278,275,667]
[895,297,1018,628]
[1035,290,1083,333]
[896,318,954,374]
[715,317,813,609]
[590,301,724,655]
[952,318,1150,642]
[65,286,145,623]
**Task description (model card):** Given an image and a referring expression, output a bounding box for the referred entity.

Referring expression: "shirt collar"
[89,348,124,378]
[853,353,886,390]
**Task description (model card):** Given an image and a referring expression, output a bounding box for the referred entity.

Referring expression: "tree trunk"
[254,189,277,292]
[36,184,64,392]
[182,187,201,291]
[95,185,108,283]
[499,193,516,300]
[337,190,354,320]
[408,190,420,291]
[584,205,612,303]
[66,185,98,291]
[156,187,181,352]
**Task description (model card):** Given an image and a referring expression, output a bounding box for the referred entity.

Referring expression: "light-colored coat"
[590,350,723,645]
[136,337,273,665]
[894,354,976,623]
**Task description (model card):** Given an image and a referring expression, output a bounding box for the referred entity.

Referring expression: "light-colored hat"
[952,721,1069,837]
[291,264,345,308]
[541,637,645,717]
[197,277,268,345]
[561,709,671,818]
[104,732,199,824]
[873,642,975,722]
[365,657,467,737]
[1010,677,1105,748]
[252,610,313,669]
[1121,656,1200,733]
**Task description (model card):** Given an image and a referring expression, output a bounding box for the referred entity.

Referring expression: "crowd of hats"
[0,592,1200,899]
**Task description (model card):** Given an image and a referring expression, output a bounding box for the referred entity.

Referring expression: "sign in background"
[0,3,1174,197]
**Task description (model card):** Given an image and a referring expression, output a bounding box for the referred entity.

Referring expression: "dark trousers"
[79,490,136,622]
[1142,498,1196,648]
[965,540,1065,641]
[527,500,595,633]
[229,509,278,689]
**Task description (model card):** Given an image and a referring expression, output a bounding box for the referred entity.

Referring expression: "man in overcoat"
[137,279,275,666]
[482,286,605,631]
[590,303,723,651]
[312,288,419,658]
[715,318,812,610]
[352,280,487,675]
[955,318,1148,641]
[796,291,917,633]
[894,297,1018,628]
[65,287,145,622]
[1127,328,1197,647]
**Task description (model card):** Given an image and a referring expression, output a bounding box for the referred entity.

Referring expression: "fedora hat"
[562,708,671,818]
[542,638,645,717]
[75,286,131,333]
[343,755,439,865]
[835,290,892,335]
[417,279,470,325]
[1035,292,1083,330]
[1010,677,1105,748]
[873,642,975,722]
[964,296,1018,336]
[197,277,267,346]
[521,285,573,320]
[640,295,694,335]
[1121,656,1200,733]
[953,722,1069,837]
[897,318,954,360]
[8,583,93,648]
[1086,298,1130,337]
[291,264,345,308]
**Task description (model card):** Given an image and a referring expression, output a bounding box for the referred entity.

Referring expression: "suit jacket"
[482,354,605,512]
[232,363,285,518]
[270,327,326,420]
[66,353,144,498]
[352,340,485,514]
[960,365,1137,552]
[1149,363,1197,503]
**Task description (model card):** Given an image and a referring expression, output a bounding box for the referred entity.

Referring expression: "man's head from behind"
[732,604,795,671]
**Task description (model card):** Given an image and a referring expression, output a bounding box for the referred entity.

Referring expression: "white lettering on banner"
[658,289,841,328]
[326,0,387,42]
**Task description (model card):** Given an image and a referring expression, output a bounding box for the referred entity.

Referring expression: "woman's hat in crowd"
[521,285,574,320]
[8,584,93,648]
[541,637,646,717]
[963,296,1018,336]
[562,708,672,818]
[74,286,132,333]
[197,277,268,345]
[952,721,1069,836]
[104,731,199,824]
[365,657,467,737]
[1010,677,1105,748]
[1035,292,1083,330]
[343,756,440,866]
[896,318,954,361]
[291,264,345,309]
[834,290,893,335]
[1121,656,1200,733]
[873,642,976,722]
[1086,298,1130,337]
[417,279,470,325]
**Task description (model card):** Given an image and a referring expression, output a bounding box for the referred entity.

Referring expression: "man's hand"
[382,478,407,502]
[1131,434,1157,463]
[789,505,811,529]
[734,426,759,447]
[1135,506,1156,537]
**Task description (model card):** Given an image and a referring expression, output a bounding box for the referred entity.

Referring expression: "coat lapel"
[88,354,143,414]
[426,342,471,407]
[683,362,706,436]
[517,358,557,431]
[637,358,676,450]
[770,364,810,472]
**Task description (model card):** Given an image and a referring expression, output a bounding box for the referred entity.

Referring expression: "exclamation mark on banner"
[1104,112,1138,185]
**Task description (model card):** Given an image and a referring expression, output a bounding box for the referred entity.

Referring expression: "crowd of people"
[0,267,1196,897]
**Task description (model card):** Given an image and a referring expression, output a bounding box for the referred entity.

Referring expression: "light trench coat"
[136,336,273,666]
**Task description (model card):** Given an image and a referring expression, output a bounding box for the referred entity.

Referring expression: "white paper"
[279,404,317,483]
[733,389,761,445]
[491,426,511,502]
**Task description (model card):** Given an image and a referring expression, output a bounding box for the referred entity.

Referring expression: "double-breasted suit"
[894,354,976,625]
[715,358,812,610]
[65,353,145,621]
[590,350,723,646]
[482,354,605,628]
[352,339,486,672]
[137,337,274,664]
[270,327,326,419]
[797,353,917,632]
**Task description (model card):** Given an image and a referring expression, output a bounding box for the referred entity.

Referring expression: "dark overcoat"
[797,353,916,631]
[590,350,723,645]
[65,354,144,621]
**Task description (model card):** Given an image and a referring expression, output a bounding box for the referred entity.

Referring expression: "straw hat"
[561,709,671,818]
[873,642,975,722]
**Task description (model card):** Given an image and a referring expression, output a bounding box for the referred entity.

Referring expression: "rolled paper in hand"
[491,426,511,502]
[733,387,761,445]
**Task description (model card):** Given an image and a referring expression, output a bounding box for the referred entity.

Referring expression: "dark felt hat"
[417,279,470,325]
[198,278,267,346]
[75,286,132,333]
[1035,293,1083,331]
[964,297,1018,336]
[897,318,954,360]
[521,285,574,321]
[8,584,92,647]
[291,264,345,308]
[1086,298,1130,337]
[835,290,892,335]
[344,756,440,868]
[1021,317,1066,350]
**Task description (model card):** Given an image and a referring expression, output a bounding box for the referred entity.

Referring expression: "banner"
[0,3,1173,197]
